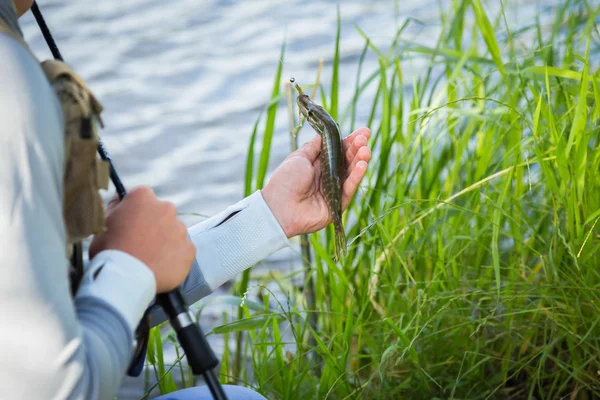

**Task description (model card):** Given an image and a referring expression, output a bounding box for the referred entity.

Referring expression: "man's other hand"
[89,186,195,293]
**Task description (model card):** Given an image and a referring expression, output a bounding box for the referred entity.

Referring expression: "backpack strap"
[40,59,110,293]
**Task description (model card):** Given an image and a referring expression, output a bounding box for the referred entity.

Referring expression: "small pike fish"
[293,80,347,259]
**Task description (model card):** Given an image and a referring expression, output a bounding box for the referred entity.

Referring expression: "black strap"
[69,242,84,295]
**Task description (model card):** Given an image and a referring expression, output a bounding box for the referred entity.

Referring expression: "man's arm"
[152,125,372,327]
[82,111,368,394]
[151,191,290,325]
[0,35,156,399]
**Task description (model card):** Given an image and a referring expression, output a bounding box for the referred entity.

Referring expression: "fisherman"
[0,0,372,399]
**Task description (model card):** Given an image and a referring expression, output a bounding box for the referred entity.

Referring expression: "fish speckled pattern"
[294,83,347,259]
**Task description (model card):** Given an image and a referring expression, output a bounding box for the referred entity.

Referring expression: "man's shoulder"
[0,33,62,132]
[0,33,43,86]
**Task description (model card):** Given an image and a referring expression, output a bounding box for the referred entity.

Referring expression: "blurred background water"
[19,0,561,398]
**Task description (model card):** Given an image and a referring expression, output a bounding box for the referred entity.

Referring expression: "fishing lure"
[293,79,347,259]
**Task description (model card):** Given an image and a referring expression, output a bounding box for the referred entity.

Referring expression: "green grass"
[144,1,600,398]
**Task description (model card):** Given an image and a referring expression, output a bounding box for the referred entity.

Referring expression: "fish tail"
[333,219,347,261]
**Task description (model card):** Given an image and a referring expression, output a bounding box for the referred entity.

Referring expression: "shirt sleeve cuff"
[188,190,290,291]
[75,250,156,333]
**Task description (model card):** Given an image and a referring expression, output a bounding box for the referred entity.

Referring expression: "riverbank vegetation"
[146,1,600,398]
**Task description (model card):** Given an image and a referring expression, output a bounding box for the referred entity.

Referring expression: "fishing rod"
[30,3,227,399]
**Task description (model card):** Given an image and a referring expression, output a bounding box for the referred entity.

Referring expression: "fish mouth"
[296,94,311,118]
[297,103,309,118]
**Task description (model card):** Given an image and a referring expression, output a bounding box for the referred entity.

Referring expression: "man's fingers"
[345,145,372,179]
[298,127,370,164]
[342,160,368,210]
[340,129,371,209]
[344,134,369,166]
[297,135,322,162]
[342,127,371,153]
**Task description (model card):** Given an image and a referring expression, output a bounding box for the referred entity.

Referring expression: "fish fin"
[333,220,347,261]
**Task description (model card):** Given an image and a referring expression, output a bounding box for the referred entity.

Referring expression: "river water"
[18,0,561,398]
